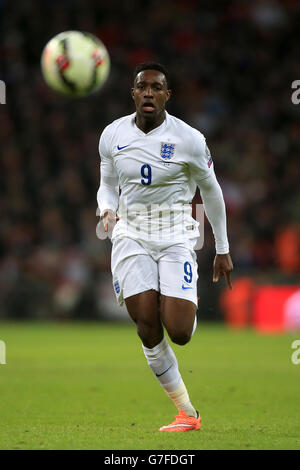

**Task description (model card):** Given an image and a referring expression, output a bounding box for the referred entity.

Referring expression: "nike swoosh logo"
[117,144,130,150]
[182,285,193,290]
[155,364,172,377]
[160,423,195,430]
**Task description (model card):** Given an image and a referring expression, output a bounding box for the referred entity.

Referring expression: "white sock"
[142,336,197,417]
[192,315,197,336]
[168,382,197,417]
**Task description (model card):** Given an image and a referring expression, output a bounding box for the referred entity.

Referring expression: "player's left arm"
[189,132,233,289]
[197,171,233,289]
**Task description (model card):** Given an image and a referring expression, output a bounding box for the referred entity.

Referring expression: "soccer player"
[97,62,233,432]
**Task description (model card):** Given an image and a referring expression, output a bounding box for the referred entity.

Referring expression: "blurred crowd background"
[0,0,299,322]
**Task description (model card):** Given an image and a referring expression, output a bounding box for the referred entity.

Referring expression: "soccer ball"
[41,30,110,97]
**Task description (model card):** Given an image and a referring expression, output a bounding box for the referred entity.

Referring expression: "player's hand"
[213,253,233,289]
[102,210,119,233]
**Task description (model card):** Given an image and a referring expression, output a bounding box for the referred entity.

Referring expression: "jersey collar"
[131,111,169,136]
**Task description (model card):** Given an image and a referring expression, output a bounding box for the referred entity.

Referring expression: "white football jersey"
[98,111,214,243]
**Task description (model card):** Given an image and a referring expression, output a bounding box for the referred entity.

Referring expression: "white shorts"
[111,237,198,307]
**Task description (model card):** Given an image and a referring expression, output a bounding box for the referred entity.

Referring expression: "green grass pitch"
[0,321,299,450]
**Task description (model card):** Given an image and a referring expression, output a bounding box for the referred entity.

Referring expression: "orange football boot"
[159,410,201,432]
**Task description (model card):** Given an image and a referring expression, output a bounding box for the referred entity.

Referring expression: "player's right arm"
[97,127,119,232]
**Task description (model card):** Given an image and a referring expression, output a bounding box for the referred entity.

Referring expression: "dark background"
[0,0,299,322]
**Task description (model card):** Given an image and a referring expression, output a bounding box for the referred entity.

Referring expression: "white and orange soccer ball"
[41,30,110,97]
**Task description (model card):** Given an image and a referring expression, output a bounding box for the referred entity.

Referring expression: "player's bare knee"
[137,319,162,348]
[137,326,151,345]
[168,329,192,346]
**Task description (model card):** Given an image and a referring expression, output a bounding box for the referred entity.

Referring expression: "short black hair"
[133,62,171,89]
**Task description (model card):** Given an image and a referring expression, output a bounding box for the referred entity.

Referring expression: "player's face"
[131,70,171,120]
